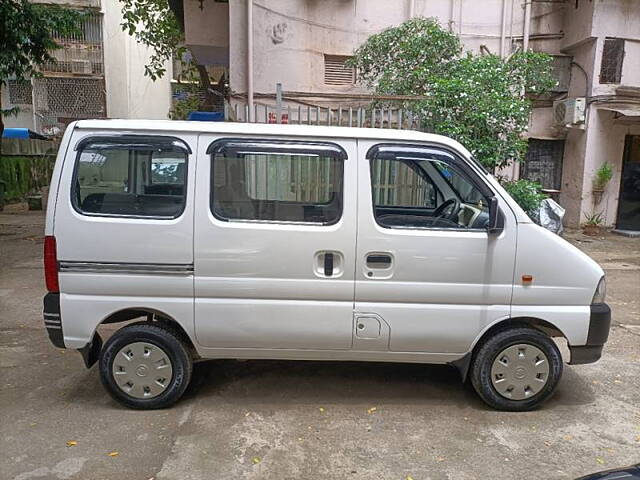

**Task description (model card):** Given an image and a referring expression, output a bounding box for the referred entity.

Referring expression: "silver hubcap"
[490,343,550,400]
[112,342,173,399]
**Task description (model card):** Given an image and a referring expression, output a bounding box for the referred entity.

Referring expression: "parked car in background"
[575,463,640,480]
[43,120,611,410]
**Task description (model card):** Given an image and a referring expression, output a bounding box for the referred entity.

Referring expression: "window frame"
[366,143,495,232]
[208,138,347,226]
[71,135,191,220]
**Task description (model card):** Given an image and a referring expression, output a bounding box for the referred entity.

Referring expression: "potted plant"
[583,211,604,236]
[592,162,613,204]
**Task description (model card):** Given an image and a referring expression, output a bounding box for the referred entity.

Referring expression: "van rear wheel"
[470,327,563,411]
[99,322,192,409]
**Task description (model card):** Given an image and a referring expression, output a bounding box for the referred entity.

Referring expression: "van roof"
[73,119,472,156]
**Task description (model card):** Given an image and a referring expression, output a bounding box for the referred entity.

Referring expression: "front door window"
[370,149,490,230]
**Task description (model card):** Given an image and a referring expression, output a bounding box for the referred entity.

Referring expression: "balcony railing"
[224,87,428,130]
[40,11,104,77]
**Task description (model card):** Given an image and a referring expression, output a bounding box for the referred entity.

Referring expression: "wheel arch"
[451,316,568,382]
[80,307,196,369]
[99,307,195,347]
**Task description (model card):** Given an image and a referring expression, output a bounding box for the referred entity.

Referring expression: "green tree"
[0,0,82,135]
[119,0,217,110]
[350,17,557,170]
[119,0,185,81]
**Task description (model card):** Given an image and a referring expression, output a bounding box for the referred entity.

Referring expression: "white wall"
[102,0,172,119]
[558,0,640,227]
[222,0,568,95]
[621,39,640,86]
[184,0,229,65]
[184,0,640,228]
[579,109,640,227]
[1,87,35,130]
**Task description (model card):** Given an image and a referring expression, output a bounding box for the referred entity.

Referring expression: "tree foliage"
[119,0,185,81]
[118,0,218,111]
[0,0,82,83]
[350,17,557,170]
[0,0,82,133]
[351,18,461,95]
[502,179,548,217]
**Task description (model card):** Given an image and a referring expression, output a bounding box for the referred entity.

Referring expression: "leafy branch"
[1,0,83,134]
[350,17,557,171]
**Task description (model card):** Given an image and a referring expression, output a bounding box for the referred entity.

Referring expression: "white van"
[43,120,611,411]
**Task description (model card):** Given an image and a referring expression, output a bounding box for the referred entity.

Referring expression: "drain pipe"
[449,0,454,31]
[522,0,532,52]
[500,0,508,58]
[247,0,254,122]
[408,0,415,19]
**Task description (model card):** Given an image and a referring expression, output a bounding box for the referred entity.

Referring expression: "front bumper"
[569,303,611,365]
[43,293,65,348]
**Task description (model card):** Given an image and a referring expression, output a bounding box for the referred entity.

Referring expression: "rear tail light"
[44,236,59,293]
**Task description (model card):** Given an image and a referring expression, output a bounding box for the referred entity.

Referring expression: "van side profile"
[43,120,611,410]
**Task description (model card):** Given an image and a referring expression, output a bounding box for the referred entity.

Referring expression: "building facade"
[183,0,640,230]
[2,0,173,136]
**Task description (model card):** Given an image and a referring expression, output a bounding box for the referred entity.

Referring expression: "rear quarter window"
[72,136,189,218]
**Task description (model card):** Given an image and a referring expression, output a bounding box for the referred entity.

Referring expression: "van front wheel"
[99,322,192,409]
[470,327,563,411]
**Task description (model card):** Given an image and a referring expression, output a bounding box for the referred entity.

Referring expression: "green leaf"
[351,17,556,170]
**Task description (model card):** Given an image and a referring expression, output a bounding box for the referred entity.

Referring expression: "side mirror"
[487,196,504,235]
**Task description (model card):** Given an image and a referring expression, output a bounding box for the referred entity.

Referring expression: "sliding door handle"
[366,254,392,268]
[315,250,342,278]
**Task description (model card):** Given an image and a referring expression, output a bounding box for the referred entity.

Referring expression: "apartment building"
[2,0,172,136]
[183,0,640,230]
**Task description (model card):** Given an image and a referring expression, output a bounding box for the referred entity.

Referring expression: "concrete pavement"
[1,209,638,480]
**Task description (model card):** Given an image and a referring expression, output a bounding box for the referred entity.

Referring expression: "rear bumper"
[43,293,65,348]
[43,292,101,368]
[569,303,611,365]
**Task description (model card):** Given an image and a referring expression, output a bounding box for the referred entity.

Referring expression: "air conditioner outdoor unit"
[71,60,92,75]
[553,97,586,126]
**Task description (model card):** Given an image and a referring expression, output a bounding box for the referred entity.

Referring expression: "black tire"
[470,327,563,411]
[99,322,192,409]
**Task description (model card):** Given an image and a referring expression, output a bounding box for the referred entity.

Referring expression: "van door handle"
[324,252,334,276]
[366,254,392,268]
[314,251,341,277]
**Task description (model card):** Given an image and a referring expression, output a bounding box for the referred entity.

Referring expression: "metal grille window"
[600,38,624,84]
[7,80,33,105]
[324,55,355,86]
[51,11,103,44]
[41,11,104,76]
[32,77,106,134]
[521,139,565,190]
